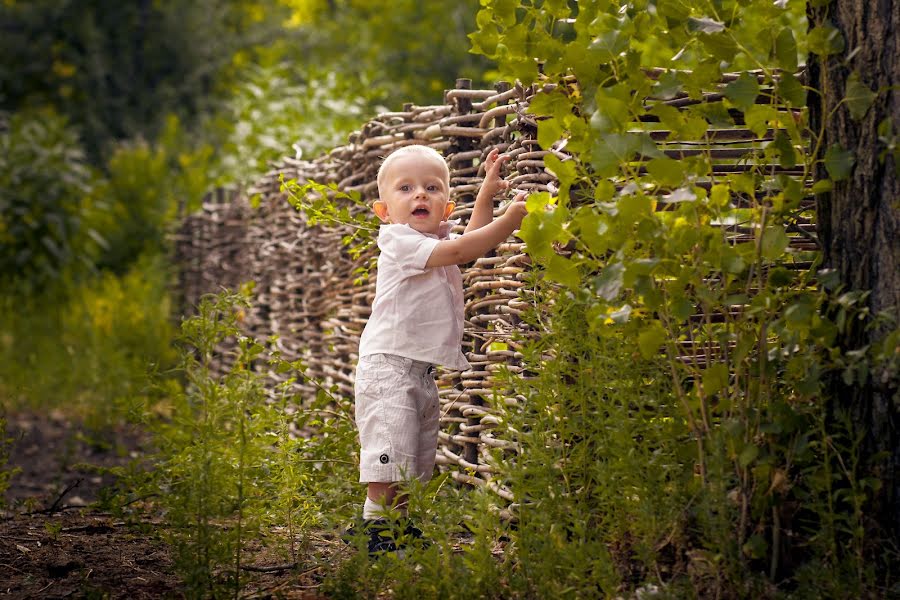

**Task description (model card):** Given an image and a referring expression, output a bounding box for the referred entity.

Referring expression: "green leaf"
[808,24,845,57]
[845,71,876,121]
[687,16,725,34]
[670,295,695,321]
[771,130,797,168]
[761,225,789,260]
[653,70,684,100]
[744,104,777,138]
[710,184,730,208]
[739,444,759,467]
[519,202,567,260]
[824,145,855,181]
[538,117,564,150]
[785,300,814,325]
[702,363,728,395]
[544,154,577,201]
[591,133,642,177]
[525,191,552,213]
[774,27,798,72]
[638,321,667,359]
[528,89,574,120]
[573,208,609,256]
[811,179,833,194]
[546,254,580,288]
[724,72,760,112]
[690,101,734,127]
[594,180,615,202]
[593,262,625,301]
[647,157,685,187]
[589,29,628,61]
[776,72,806,107]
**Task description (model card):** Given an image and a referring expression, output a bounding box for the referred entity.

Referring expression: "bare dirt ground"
[1,412,335,599]
[1,411,182,598]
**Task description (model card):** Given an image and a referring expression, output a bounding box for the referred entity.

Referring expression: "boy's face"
[374,154,453,235]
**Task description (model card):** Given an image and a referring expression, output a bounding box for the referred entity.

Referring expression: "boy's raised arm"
[427,193,527,268]
[465,148,511,234]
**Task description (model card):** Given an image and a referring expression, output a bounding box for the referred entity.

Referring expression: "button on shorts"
[354,353,440,483]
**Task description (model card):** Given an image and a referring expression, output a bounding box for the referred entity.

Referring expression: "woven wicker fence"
[174,73,815,502]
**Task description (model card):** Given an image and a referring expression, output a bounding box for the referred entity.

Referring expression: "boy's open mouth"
[412,207,430,217]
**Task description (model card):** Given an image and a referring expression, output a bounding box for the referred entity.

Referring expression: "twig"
[240,562,298,573]
[32,478,83,515]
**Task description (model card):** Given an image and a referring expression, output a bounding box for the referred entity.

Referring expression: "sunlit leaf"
[808,24,845,56]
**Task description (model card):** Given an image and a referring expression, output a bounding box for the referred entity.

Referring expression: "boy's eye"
[399,184,411,192]
[427,185,438,192]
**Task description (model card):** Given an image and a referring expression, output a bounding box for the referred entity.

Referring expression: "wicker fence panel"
[173,73,815,502]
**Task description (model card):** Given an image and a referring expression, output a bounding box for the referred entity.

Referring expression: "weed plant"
[147,288,364,596]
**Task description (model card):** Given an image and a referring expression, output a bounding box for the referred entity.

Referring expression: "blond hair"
[376,145,450,196]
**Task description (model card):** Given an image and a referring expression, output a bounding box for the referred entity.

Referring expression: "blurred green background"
[0,0,491,419]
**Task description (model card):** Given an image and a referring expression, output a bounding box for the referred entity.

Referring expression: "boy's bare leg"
[367,482,407,516]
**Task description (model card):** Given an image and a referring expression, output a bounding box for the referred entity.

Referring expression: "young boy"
[351,144,527,555]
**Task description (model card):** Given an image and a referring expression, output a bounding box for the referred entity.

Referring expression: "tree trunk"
[807,0,900,543]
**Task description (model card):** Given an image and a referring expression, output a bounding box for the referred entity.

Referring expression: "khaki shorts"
[354,353,440,483]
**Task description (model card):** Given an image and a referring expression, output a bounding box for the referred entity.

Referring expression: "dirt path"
[1,411,344,599]
[1,411,181,598]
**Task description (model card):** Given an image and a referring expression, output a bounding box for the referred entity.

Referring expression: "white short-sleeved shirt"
[358,222,470,371]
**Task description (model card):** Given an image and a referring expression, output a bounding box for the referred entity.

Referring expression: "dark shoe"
[399,519,431,550]
[342,518,398,555]
[342,518,430,556]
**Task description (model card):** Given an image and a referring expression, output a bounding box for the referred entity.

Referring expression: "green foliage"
[146,288,361,594]
[282,178,380,264]
[466,0,898,596]
[0,411,16,507]
[209,62,370,186]
[0,0,291,162]
[494,294,688,596]
[296,0,492,106]
[0,109,95,291]
[0,254,178,427]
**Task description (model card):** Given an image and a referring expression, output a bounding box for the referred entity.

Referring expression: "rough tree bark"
[806,0,900,544]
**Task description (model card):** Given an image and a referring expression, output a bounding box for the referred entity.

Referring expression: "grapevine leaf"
[808,24,845,57]
[761,225,789,260]
[845,71,876,121]
[653,70,684,100]
[687,16,725,34]
[776,72,805,107]
[544,154,577,200]
[546,254,580,288]
[638,321,667,359]
[824,145,855,181]
[538,117,564,150]
[593,262,625,301]
[771,130,797,168]
[724,72,760,112]
[703,363,728,395]
[774,27,798,72]
[647,157,685,187]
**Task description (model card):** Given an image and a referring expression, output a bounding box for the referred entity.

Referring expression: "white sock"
[363,497,388,520]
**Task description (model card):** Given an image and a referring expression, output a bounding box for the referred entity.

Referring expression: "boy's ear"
[373,200,390,222]
[442,201,456,220]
